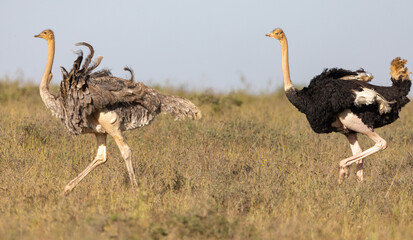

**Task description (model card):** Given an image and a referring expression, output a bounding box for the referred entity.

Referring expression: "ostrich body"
[35,30,201,194]
[266,28,411,183]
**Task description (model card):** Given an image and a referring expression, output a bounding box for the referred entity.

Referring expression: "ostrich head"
[265,28,285,40]
[34,29,54,42]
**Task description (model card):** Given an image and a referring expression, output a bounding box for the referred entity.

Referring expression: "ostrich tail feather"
[390,57,411,81]
[160,94,202,120]
[390,57,411,97]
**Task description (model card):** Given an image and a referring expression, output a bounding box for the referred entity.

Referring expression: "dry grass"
[1,80,413,239]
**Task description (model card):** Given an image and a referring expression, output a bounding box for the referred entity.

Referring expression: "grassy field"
[1,79,413,239]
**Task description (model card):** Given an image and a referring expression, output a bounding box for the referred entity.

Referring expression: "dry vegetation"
[1,79,413,239]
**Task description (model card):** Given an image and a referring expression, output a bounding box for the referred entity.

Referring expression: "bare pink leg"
[97,111,138,192]
[346,133,364,181]
[338,165,350,184]
[337,110,387,183]
[64,133,107,194]
[339,133,362,183]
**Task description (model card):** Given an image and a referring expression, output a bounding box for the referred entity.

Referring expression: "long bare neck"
[39,38,62,118]
[279,36,294,91]
[40,39,54,90]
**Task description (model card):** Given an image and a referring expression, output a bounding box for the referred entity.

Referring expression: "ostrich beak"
[265,33,271,37]
[34,34,41,38]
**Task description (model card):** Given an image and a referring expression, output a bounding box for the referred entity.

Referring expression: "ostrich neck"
[39,39,62,118]
[279,37,294,91]
[40,39,54,90]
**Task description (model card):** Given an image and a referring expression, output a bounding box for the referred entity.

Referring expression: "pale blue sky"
[1,0,412,92]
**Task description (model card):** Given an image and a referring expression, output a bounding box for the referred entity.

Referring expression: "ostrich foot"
[130,177,138,193]
[63,185,72,196]
[356,163,363,182]
[356,172,363,182]
[338,166,350,184]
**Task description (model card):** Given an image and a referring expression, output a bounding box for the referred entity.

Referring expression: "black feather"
[286,67,411,134]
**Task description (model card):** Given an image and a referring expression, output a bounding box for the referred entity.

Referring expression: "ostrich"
[266,28,411,183]
[35,29,201,194]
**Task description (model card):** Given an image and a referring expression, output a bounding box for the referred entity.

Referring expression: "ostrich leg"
[97,111,138,192]
[339,133,364,183]
[356,160,363,181]
[347,133,364,182]
[338,110,387,183]
[64,133,107,194]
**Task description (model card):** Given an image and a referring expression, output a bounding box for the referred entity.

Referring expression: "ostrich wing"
[315,68,373,82]
[58,43,161,135]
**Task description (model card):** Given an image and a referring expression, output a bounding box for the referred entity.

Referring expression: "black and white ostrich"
[266,28,411,183]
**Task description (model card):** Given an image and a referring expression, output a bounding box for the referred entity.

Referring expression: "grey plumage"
[123,67,134,82]
[56,42,201,135]
[35,29,202,194]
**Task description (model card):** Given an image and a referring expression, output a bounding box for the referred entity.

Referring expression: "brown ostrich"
[266,28,411,183]
[35,29,201,194]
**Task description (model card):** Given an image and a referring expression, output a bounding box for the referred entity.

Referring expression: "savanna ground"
[1,79,413,240]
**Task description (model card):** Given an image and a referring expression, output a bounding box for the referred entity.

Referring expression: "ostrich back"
[349,79,410,129]
[58,43,187,135]
[59,61,162,134]
[286,68,411,134]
